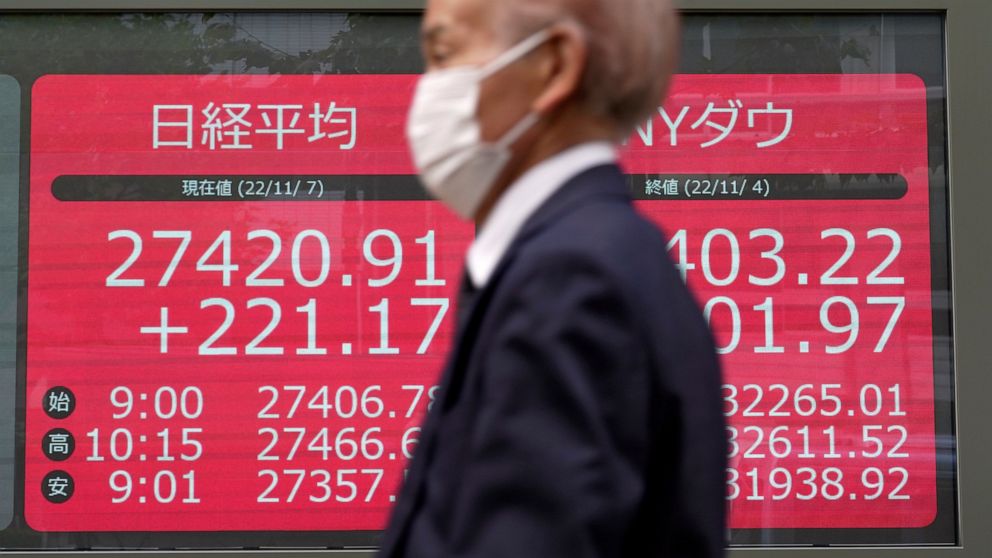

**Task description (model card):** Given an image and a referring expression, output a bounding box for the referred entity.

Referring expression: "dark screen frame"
[0,0,988,557]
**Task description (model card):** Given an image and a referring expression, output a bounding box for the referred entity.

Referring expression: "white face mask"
[406,29,552,220]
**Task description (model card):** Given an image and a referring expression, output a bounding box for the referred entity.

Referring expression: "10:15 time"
[86,427,203,462]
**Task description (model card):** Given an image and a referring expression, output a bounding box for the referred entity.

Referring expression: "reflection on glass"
[0,12,952,550]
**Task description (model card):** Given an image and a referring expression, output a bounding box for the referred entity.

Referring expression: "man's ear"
[532,22,587,115]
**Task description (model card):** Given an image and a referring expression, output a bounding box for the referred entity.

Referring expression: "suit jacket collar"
[467,142,617,288]
[505,163,630,254]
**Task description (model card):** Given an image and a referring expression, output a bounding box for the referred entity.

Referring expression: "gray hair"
[499,0,680,136]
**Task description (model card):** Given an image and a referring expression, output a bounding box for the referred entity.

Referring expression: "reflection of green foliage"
[0,12,422,81]
[321,14,422,74]
[840,38,873,68]
[0,14,216,78]
[680,15,873,74]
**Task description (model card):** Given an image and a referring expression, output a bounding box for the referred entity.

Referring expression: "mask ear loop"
[495,112,541,150]
[479,28,554,79]
[480,29,553,149]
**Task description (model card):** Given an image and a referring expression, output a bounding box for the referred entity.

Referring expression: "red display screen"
[27,74,936,532]
[625,74,935,529]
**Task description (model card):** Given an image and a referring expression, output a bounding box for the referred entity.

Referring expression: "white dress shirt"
[466,141,617,288]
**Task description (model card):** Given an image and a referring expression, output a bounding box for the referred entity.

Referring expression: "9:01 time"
[109,470,199,504]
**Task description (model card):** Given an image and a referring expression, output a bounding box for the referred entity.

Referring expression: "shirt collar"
[466,141,617,288]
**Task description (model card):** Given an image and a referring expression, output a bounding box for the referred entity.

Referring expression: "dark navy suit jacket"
[379,164,726,558]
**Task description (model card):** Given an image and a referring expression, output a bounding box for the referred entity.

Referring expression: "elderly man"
[379,0,726,556]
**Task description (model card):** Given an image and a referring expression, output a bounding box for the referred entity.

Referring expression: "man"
[380,0,726,556]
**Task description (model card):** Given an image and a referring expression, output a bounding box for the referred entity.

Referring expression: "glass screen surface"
[0,11,953,549]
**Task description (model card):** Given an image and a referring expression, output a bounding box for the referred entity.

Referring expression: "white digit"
[284,386,307,419]
[335,386,358,418]
[181,386,204,419]
[862,425,884,458]
[307,428,332,460]
[200,298,237,355]
[402,427,421,459]
[155,387,178,419]
[310,470,332,503]
[110,428,133,461]
[257,428,279,461]
[361,387,385,418]
[867,296,905,352]
[109,470,132,503]
[769,426,792,458]
[336,470,358,503]
[415,231,445,287]
[246,230,285,287]
[258,386,279,419]
[727,426,739,458]
[365,229,403,287]
[701,229,740,287]
[820,384,842,416]
[861,384,883,416]
[296,299,327,355]
[748,228,785,286]
[768,468,792,500]
[753,297,784,353]
[292,230,330,288]
[888,467,910,500]
[285,469,306,503]
[665,229,696,282]
[411,298,449,354]
[335,427,358,460]
[402,385,426,418]
[361,428,385,460]
[284,428,306,461]
[307,386,332,418]
[106,230,145,287]
[182,470,200,503]
[361,469,384,502]
[110,387,134,419]
[794,384,817,417]
[862,467,885,500]
[887,425,909,458]
[704,297,741,354]
[154,470,177,504]
[745,469,763,500]
[257,470,279,503]
[796,467,818,500]
[821,468,845,500]
[820,228,858,285]
[820,296,859,354]
[743,426,766,458]
[726,468,740,501]
[768,385,790,417]
[197,231,239,286]
[181,428,203,461]
[246,298,283,355]
[369,299,400,355]
[742,384,764,417]
[866,228,904,284]
[153,231,192,287]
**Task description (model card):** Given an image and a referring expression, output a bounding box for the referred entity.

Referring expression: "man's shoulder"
[513,186,674,289]
[497,166,709,330]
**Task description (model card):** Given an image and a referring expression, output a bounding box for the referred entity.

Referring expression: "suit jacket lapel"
[380,163,628,554]
[378,269,498,555]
